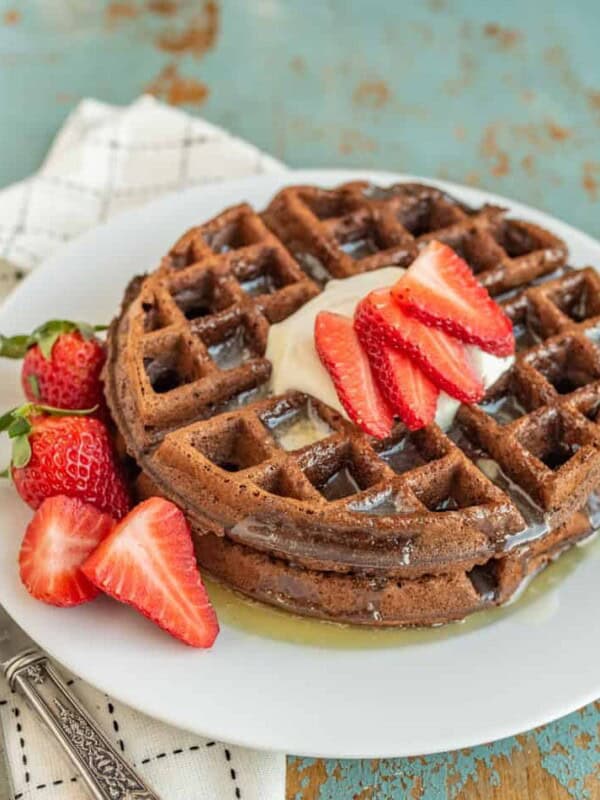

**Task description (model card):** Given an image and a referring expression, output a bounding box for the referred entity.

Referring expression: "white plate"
[1,169,599,759]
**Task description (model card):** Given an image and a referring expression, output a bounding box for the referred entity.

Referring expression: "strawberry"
[358,325,439,430]
[19,495,115,606]
[315,311,394,439]
[0,320,107,410]
[0,404,130,519]
[82,497,219,648]
[354,289,485,403]
[391,241,514,356]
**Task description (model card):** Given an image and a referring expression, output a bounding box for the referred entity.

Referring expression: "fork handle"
[5,649,159,800]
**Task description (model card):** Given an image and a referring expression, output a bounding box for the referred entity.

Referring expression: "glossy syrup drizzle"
[264,400,332,451]
[448,421,600,549]
[204,524,600,650]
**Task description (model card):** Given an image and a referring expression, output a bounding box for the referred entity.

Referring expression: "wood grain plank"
[286,728,600,799]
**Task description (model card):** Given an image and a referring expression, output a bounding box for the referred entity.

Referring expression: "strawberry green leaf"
[0,409,17,432]
[8,416,31,439]
[0,467,9,479]
[27,373,40,399]
[76,322,94,341]
[0,320,108,361]
[75,322,108,341]
[0,403,96,473]
[0,334,31,359]
[11,435,31,469]
[0,402,96,467]
[34,320,75,360]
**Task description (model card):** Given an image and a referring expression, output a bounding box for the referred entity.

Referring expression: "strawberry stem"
[35,404,98,417]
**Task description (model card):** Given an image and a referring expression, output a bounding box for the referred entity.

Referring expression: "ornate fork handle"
[6,649,159,800]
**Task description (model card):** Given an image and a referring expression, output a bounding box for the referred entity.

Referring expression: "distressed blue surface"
[0,1,599,796]
[290,703,600,797]
[288,705,600,797]
[1,0,600,235]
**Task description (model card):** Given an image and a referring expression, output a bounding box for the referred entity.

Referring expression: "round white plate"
[1,169,599,759]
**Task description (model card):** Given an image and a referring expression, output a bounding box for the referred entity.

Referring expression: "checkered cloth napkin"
[0,96,286,799]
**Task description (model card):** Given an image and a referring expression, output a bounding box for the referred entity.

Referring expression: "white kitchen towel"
[0,94,284,301]
[0,672,282,800]
[0,95,286,799]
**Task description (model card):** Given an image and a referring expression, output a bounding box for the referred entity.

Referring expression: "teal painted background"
[289,700,600,797]
[0,1,599,796]
[2,0,600,237]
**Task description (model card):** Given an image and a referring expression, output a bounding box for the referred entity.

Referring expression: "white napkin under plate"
[0,96,286,800]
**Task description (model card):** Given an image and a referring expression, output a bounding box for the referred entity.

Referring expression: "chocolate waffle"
[104,181,600,627]
[262,181,566,294]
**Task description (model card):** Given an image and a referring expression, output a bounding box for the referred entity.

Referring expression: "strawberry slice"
[82,497,219,648]
[358,325,439,430]
[315,311,394,439]
[355,289,485,403]
[391,241,514,356]
[19,495,115,607]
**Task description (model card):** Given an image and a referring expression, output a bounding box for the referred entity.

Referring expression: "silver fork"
[0,604,160,800]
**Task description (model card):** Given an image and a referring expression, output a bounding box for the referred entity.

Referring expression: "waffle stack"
[104,181,600,626]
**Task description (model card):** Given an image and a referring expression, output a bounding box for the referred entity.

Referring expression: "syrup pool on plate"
[203,527,600,650]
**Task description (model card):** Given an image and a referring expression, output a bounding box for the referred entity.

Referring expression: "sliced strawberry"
[315,311,394,439]
[391,241,514,356]
[355,289,485,403]
[358,326,439,430]
[19,496,115,607]
[82,497,219,648]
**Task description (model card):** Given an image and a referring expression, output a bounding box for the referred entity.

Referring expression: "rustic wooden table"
[0,1,599,797]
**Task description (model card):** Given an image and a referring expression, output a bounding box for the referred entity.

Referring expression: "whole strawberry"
[0,320,107,410]
[0,404,130,519]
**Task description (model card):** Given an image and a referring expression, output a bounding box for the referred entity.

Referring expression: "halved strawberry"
[355,289,485,403]
[315,311,394,439]
[358,326,439,430]
[82,497,219,648]
[391,241,514,356]
[19,495,115,607]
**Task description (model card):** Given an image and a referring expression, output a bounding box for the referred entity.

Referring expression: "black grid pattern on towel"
[0,112,279,289]
[0,676,243,800]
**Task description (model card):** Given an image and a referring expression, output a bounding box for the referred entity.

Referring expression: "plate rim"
[0,167,599,759]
